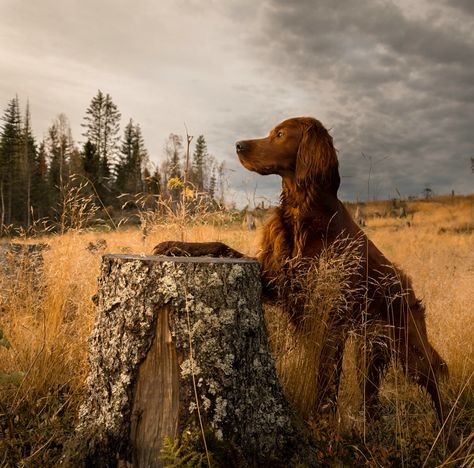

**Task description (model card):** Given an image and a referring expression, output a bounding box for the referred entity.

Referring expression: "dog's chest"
[282,216,321,257]
[284,210,335,258]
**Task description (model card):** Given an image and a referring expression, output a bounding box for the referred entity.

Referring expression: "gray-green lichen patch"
[69,254,313,466]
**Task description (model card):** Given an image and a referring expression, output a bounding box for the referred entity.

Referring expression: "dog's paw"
[152,241,190,257]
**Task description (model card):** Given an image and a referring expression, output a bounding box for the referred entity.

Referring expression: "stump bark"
[63,254,317,467]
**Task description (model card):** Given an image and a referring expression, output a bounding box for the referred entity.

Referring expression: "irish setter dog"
[153,117,454,444]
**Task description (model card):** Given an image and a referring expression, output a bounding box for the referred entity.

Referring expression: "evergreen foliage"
[192,135,208,191]
[208,166,216,201]
[0,96,22,227]
[0,93,227,233]
[81,140,100,187]
[81,90,121,202]
[81,90,121,163]
[21,102,38,226]
[116,119,148,194]
[31,140,50,218]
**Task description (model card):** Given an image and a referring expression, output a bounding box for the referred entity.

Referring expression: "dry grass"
[0,195,473,465]
[265,235,364,419]
[366,197,474,386]
[266,196,474,465]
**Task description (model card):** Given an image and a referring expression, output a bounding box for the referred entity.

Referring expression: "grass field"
[0,195,473,466]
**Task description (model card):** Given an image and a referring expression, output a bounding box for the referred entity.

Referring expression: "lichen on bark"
[63,255,317,467]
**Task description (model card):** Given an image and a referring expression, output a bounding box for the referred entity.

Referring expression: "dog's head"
[236,117,340,194]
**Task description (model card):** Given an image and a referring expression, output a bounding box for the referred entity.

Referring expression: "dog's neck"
[280,176,339,219]
[279,177,339,257]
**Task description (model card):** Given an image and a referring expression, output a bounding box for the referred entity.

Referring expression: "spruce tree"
[0,96,22,227]
[81,90,121,193]
[47,123,61,207]
[82,140,100,187]
[31,140,50,218]
[192,135,207,191]
[208,166,216,201]
[21,101,37,227]
[115,119,134,194]
[133,123,148,192]
[116,119,148,195]
[69,147,84,183]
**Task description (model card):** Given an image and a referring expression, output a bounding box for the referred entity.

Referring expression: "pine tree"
[69,147,84,182]
[115,120,134,194]
[82,140,100,187]
[208,166,216,201]
[82,90,121,200]
[192,135,207,191]
[116,119,149,195]
[47,123,60,193]
[31,140,50,218]
[0,96,22,227]
[21,101,37,227]
[133,123,148,192]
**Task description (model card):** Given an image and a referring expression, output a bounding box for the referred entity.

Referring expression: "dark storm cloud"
[246,0,474,199]
[447,0,474,16]
[0,0,472,205]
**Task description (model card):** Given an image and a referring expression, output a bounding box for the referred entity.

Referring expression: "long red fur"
[154,117,455,445]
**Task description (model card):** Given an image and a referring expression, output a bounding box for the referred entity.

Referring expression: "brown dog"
[154,117,454,443]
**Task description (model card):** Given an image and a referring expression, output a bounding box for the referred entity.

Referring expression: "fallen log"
[63,254,318,467]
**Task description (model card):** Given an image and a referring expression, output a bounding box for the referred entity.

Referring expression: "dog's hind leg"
[356,327,392,421]
[315,327,348,417]
[396,300,458,450]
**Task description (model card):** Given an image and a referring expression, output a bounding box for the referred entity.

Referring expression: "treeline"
[0,90,226,232]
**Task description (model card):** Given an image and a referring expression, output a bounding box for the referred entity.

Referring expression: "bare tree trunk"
[63,254,318,467]
[184,127,193,188]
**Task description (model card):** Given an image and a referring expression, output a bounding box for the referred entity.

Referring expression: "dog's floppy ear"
[296,121,340,194]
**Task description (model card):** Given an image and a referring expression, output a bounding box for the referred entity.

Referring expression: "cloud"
[0,0,472,205]
[242,0,474,199]
[446,0,474,16]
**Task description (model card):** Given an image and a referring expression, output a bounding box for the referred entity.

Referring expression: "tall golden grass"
[265,235,364,420]
[0,195,472,465]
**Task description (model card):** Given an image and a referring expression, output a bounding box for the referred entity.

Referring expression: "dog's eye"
[277,131,284,138]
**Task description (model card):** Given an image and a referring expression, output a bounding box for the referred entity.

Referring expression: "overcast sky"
[1,0,473,205]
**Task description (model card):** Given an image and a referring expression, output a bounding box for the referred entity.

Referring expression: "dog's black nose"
[236,141,250,153]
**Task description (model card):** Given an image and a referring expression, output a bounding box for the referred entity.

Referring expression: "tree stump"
[63,254,317,467]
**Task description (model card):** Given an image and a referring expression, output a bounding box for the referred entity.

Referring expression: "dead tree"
[63,254,318,467]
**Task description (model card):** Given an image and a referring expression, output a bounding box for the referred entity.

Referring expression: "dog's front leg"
[153,240,246,259]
